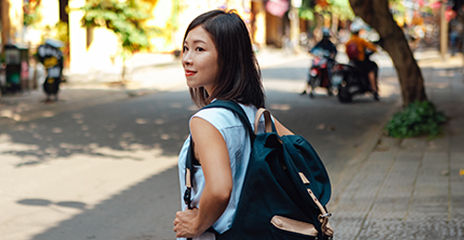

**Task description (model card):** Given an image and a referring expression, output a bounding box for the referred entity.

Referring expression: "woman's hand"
[173,208,201,238]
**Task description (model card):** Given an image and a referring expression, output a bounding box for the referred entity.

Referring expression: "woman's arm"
[173,117,232,238]
[362,39,377,52]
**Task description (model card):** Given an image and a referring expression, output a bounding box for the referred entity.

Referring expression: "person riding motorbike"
[345,24,379,100]
[301,28,337,97]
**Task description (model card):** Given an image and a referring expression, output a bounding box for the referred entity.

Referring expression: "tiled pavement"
[329,55,464,239]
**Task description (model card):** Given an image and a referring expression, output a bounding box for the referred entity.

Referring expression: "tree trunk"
[348,0,427,106]
[1,0,11,45]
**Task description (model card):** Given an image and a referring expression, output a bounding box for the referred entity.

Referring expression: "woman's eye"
[196,47,204,52]
[183,46,188,52]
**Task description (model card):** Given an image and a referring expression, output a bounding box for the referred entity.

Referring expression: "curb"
[329,96,402,209]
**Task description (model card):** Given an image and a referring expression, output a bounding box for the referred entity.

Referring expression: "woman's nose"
[182,51,192,65]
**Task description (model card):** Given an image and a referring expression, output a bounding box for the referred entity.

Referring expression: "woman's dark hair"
[183,10,265,108]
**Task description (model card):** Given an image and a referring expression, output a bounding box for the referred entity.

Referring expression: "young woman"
[173,10,292,239]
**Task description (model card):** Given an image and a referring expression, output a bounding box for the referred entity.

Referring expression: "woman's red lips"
[185,70,196,77]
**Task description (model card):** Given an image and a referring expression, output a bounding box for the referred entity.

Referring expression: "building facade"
[1,0,296,75]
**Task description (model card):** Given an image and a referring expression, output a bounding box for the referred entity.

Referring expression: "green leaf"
[80,0,154,53]
[385,100,447,138]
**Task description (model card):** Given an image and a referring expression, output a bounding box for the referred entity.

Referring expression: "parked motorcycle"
[331,50,378,103]
[307,48,335,97]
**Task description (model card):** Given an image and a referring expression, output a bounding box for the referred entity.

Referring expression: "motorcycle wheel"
[309,75,319,98]
[337,85,352,103]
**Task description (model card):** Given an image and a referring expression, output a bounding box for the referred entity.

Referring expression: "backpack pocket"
[270,215,318,239]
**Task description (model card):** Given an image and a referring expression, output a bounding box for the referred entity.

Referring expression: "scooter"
[331,50,378,103]
[307,48,334,97]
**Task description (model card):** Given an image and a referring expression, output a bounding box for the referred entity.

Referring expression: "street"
[1,53,401,240]
[2,0,464,238]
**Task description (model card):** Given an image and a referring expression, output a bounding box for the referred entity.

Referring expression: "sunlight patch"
[0,109,22,121]
[2,147,178,240]
[269,104,291,111]
[154,119,165,125]
[135,118,148,124]
[41,111,55,118]
[52,128,63,134]
[160,134,170,140]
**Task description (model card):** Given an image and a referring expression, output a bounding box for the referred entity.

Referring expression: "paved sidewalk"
[329,54,464,239]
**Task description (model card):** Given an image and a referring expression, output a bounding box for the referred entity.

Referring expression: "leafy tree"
[348,0,427,106]
[329,0,355,20]
[299,0,354,20]
[23,0,42,27]
[81,0,156,81]
[347,0,448,138]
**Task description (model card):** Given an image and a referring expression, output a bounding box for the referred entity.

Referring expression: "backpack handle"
[254,108,274,134]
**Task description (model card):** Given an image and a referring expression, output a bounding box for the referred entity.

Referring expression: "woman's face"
[182,26,219,94]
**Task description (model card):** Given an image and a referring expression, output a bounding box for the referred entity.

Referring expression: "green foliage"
[81,0,156,53]
[386,101,447,138]
[299,0,322,20]
[299,8,315,20]
[300,0,316,10]
[23,3,42,26]
[299,0,354,20]
[328,0,354,20]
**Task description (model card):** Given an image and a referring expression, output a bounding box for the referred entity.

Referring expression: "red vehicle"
[307,48,334,97]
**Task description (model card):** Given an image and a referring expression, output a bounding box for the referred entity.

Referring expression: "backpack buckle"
[183,187,192,209]
[319,213,332,219]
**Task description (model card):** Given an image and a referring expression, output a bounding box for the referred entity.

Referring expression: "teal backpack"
[184,100,333,240]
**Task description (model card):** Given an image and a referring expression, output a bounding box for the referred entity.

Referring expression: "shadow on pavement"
[31,166,180,240]
[17,199,87,210]
[1,91,195,167]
